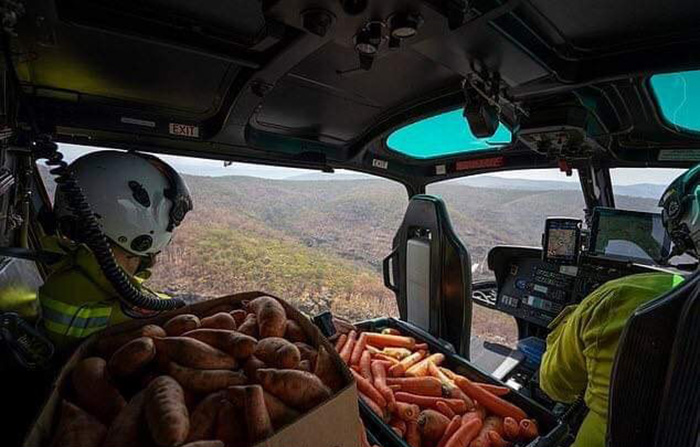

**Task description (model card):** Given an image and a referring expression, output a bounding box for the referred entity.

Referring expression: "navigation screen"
[544,219,581,264]
[590,208,670,264]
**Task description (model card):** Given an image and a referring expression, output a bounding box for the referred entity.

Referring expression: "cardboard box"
[24,291,360,447]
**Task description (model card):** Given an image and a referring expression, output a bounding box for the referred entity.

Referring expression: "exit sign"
[169,123,200,138]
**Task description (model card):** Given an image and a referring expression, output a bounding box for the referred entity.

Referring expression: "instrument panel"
[488,246,666,328]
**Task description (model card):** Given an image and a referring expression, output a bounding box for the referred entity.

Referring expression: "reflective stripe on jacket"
[539,272,684,447]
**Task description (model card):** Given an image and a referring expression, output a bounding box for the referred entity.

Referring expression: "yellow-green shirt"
[540,272,684,447]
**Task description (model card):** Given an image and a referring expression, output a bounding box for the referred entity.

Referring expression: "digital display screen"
[543,219,581,264]
[590,208,670,265]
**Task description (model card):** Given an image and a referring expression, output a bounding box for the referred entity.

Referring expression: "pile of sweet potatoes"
[333,326,540,447]
[48,296,346,447]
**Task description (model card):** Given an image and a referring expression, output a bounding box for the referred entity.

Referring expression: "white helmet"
[54,150,192,256]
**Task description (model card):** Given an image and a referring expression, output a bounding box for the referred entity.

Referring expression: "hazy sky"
[56,143,684,186]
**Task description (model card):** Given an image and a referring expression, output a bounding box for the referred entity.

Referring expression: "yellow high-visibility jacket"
[38,235,169,349]
[540,272,684,447]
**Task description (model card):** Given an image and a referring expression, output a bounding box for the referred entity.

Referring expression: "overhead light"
[463,88,499,138]
[388,13,423,39]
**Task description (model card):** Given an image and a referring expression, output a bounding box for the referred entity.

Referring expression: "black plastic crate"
[355,317,568,447]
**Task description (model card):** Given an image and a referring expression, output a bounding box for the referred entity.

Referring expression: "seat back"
[383,195,472,357]
[608,272,700,447]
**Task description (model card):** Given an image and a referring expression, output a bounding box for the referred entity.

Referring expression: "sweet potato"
[254,337,301,369]
[314,345,345,392]
[71,357,126,424]
[245,296,287,338]
[417,409,450,442]
[103,391,147,447]
[200,312,237,331]
[164,314,201,336]
[263,390,300,428]
[187,391,227,442]
[228,385,274,443]
[294,342,318,368]
[297,359,312,371]
[153,337,237,370]
[470,416,504,447]
[204,304,235,316]
[214,399,246,447]
[108,336,156,377]
[257,368,332,410]
[243,355,267,382]
[95,324,165,356]
[285,319,308,343]
[238,313,259,338]
[51,400,107,447]
[182,328,257,359]
[230,309,247,326]
[145,376,190,447]
[167,361,246,394]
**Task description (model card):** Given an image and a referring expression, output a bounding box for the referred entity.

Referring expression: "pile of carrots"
[333,327,540,447]
[47,296,346,447]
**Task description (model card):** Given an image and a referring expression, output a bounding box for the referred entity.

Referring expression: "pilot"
[538,166,700,447]
[38,150,192,348]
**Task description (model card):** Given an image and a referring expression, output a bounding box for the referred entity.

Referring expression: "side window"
[610,168,685,212]
[427,169,584,347]
[40,144,405,320]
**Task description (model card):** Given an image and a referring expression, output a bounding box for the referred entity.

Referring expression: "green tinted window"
[650,70,700,132]
[386,109,511,159]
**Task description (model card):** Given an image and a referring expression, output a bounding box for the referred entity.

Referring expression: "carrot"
[352,369,387,408]
[389,350,426,377]
[359,391,385,419]
[257,369,331,410]
[427,361,454,384]
[389,417,407,436]
[414,343,429,350]
[405,353,445,377]
[488,431,512,447]
[383,347,413,360]
[502,417,519,440]
[339,330,357,363]
[350,333,368,365]
[470,415,504,447]
[394,402,420,421]
[436,400,456,418]
[371,361,395,407]
[519,419,539,440]
[395,392,468,414]
[382,328,402,336]
[439,367,457,380]
[417,409,450,442]
[405,420,421,447]
[476,383,510,396]
[436,415,462,447]
[335,333,348,352]
[365,344,381,355]
[454,375,527,421]
[386,376,444,397]
[444,418,482,447]
[360,350,373,381]
[364,333,416,349]
[462,409,485,425]
[373,353,400,364]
